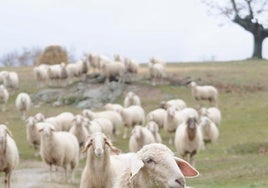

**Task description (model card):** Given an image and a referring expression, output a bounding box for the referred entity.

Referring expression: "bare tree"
[203,0,268,59]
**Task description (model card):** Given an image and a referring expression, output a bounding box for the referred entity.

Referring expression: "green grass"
[1,60,268,187]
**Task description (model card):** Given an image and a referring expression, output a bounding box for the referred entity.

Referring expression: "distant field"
[0,60,268,188]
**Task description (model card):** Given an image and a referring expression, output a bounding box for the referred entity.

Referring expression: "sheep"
[150,57,166,65]
[175,117,203,166]
[33,64,49,88]
[0,85,9,112]
[200,107,222,126]
[0,71,8,85]
[164,107,199,145]
[0,124,19,188]
[129,125,156,152]
[146,108,167,129]
[104,103,123,112]
[66,60,88,84]
[102,61,126,83]
[114,54,124,62]
[34,112,46,122]
[39,122,79,183]
[113,143,199,188]
[123,91,141,107]
[146,121,162,143]
[47,63,68,87]
[87,118,114,139]
[160,99,187,111]
[69,115,89,148]
[45,112,75,131]
[119,105,145,139]
[80,132,120,188]
[25,117,44,157]
[3,71,19,90]
[124,58,139,82]
[15,92,31,120]
[148,61,165,86]
[82,109,122,136]
[190,81,219,107]
[88,53,99,74]
[199,116,219,145]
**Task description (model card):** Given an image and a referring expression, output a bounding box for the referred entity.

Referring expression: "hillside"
[0,60,268,188]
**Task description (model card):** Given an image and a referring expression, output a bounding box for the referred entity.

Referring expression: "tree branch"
[230,0,239,16]
[245,0,254,19]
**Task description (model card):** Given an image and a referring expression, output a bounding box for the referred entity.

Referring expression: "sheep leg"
[123,127,129,139]
[49,165,52,182]
[34,144,39,157]
[190,151,197,167]
[5,171,11,188]
[168,132,174,145]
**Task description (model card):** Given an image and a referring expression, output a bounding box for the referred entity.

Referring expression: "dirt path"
[1,161,80,188]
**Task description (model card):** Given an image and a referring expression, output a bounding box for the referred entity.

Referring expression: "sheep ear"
[104,138,121,154]
[130,158,144,181]
[5,128,13,137]
[38,128,44,132]
[82,137,92,153]
[174,157,199,177]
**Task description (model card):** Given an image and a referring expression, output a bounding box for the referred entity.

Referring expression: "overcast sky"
[0,0,267,62]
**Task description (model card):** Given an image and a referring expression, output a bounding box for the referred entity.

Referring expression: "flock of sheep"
[0,54,221,188]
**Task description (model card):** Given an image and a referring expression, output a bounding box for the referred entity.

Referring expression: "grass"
[1,60,268,187]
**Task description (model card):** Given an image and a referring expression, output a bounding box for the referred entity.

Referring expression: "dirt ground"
[1,160,80,188]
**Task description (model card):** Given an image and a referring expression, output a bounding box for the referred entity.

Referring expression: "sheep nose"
[95,148,104,157]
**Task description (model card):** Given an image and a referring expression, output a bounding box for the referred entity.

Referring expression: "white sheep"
[175,117,203,166]
[47,63,68,87]
[15,92,31,120]
[113,143,199,188]
[39,122,79,183]
[0,71,8,85]
[146,121,162,143]
[148,62,165,86]
[119,105,145,139]
[114,54,124,62]
[123,91,141,107]
[0,84,9,112]
[69,115,89,148]
[190,81,219,107]
[160,99,187,111]
[34,112,46,122]
[25,117,44,157]
[146,108,167,129]
[80,132,120,188]
[200,107,222,126]
[104,103,123,112]
[88,118,114,139]
[102,61,125,83]
[124,58,139,81]
[33,64,49,88]
[3,71,19,90]
[88,53,99,73]
[129,125,156,152]
[66,60,88,84]
[45,112,74,131]
[0,124,19,188]
[164,107,199,145]
[199,116,219,145]
[82,109,122,136]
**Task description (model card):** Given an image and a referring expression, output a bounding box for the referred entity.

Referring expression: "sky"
[0,0,267,63]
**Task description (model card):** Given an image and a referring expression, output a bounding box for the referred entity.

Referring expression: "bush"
[36,45,68,65]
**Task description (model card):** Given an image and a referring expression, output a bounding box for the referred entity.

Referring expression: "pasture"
[0,60,268,188]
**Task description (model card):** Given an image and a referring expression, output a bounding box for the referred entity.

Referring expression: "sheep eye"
[146,158,156,164]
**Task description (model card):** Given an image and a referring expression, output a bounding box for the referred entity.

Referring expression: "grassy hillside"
[1,60,268,187]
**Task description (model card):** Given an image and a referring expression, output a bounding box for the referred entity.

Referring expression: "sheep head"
[82,132,120,157]
[130,143,199,188]
[186,117,198,141]
[0,124,13,139]
[38,123,55,136]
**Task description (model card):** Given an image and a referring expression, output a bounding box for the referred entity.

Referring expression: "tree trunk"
[252,34,264,59]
